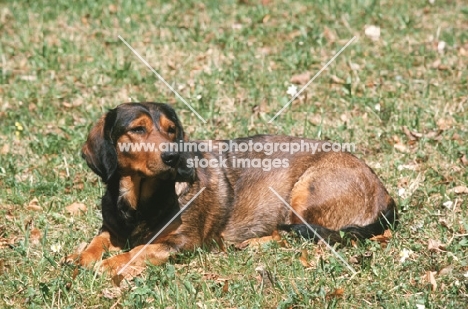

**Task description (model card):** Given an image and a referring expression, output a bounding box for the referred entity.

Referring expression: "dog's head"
[82,102,194,183]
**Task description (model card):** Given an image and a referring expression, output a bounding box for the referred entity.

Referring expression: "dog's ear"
[81,111,118,183]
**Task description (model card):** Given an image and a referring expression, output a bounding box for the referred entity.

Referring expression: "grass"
[0,0,467,307]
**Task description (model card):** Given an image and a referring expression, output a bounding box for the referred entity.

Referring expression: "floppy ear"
[81,111,118,183]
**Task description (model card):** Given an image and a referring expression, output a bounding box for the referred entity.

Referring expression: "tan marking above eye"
[159,115,176,134]
[127,116,152,134]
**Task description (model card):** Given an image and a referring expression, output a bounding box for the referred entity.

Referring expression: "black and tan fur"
[66,102,397,276]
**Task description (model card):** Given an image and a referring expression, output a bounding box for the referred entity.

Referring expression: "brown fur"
[65,102,397,276]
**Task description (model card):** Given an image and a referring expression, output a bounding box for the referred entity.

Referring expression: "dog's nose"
[161,151,180,167]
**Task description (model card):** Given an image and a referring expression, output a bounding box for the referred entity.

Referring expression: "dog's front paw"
[62,251,101,268]
[95,252,131,276]
[95,253,144,283]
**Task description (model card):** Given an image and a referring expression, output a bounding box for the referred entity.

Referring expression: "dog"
[66,102,397,276]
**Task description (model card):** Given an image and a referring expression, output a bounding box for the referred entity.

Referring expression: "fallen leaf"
[26,198,42,212]
[323,27,337,42]
[397,164,419,171]
[0,236,20,249]
[436,118,453,130]
[438,265,453,276]
[425,130,443,140]
[403,126,418,141]
[65,202,87,215]
[299,249,311,267]
[427,239,445,252]
[461,155,468,166]
[222,280,229,294]
[108,4,118,14]
[102,287,122,299]
[202,273,219,280]
[448,186,468,194]
[425,271,437,292]
[112,265,145,286]
[290,72,311,85]
[30,228,41,245]
[326,288,344,299]
[330,75,345,84]
[393,143,409,153]
[370,229,392,247]
[0,144,9,154]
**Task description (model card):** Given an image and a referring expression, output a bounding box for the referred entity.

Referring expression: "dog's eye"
[128,126,146,134]
[167,126,176,134]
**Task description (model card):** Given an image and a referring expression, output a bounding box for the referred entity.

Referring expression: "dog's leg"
[97,242,177,277]
[65,230,123,267]
[236,230,283,249]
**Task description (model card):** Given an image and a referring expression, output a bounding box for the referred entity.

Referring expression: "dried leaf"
[403,126,418,141]
[0,236,20,249]
[326,288,344,299]
[26,198,42,212]
[425,271,437,292]
[425,130,442,140]
[0,144,9,154]
[112,265,144,286]
[101,287,122,299]
[427,239,445,252]
[30,228,41,245]
[349,255,359,264]
[438,265,453,276]
[202,273,219,280]
[323,27,337,42]
[65,202,87,215]
[299,249,310,267]
[461,155,468,166]
[436,118,453,130]
[448,186,468,194]
[222,280,229,293]
[393,143,409,153]
[290,72,311,85]
[330,75,345,84]
[370,229,392,245]
[108,4,118,14]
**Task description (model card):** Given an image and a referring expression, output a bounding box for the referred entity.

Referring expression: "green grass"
[0,0,467,307]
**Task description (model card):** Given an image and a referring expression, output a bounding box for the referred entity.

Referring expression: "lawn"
[0,0,467,308]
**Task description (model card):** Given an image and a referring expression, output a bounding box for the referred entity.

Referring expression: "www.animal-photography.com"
[0,0,467,308]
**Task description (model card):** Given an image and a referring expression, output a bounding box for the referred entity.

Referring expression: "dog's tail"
[278,208,398,244]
